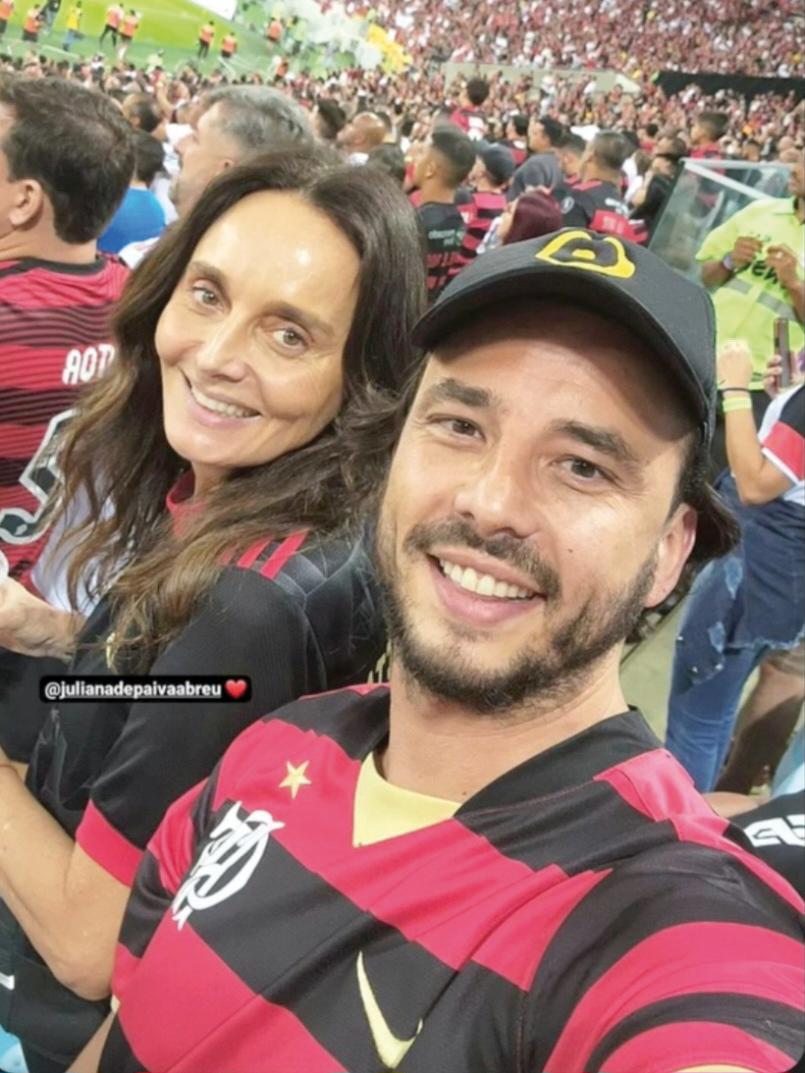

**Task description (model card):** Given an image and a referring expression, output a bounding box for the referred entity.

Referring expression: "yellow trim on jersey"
[674,1066,756,1071]
[352,753,459,847]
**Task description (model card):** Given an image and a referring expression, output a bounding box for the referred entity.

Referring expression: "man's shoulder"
[0,255,128,304]
[215,684,389,787]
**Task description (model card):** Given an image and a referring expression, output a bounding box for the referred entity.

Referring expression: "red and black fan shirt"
[553,179,636,238]
[0,256,128,581]
[418,202,466,301]
[103,687,804,1072]
[0,517,385,1065]
[451,190,507,276]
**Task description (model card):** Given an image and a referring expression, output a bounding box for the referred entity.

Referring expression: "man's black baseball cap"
[413,228,717,444]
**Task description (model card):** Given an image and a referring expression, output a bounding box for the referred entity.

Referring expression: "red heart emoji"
[225,678,247,700]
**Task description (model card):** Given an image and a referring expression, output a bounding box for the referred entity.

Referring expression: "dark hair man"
[412,127,476,300]
[553,130,632,235]
[690,111,729,160]
[0,75,132,584]
[73,231,803,1073]
[119,84,311,266]
[630,134,685,237]
[0,75,132,828]
[313,97,346,143]
[557,131,586,186]
[450,76,489,141]
[508,113,564,200]
[98,130,164,253]
[366,142,406,185]
[502,111,528,164]
[120,90,161,134]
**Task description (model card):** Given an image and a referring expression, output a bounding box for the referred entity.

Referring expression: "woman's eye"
[191,284,218,307]
[272,327,307,351]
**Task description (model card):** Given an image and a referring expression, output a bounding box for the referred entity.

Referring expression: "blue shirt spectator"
[99,131,166,254]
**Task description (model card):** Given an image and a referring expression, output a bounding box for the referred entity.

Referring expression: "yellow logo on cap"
[536,230,635,279]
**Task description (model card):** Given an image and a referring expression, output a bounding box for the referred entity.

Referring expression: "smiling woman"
[0,147,426,1071]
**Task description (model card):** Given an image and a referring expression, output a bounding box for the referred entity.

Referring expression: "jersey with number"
[102,688,804,1072]
[0,256,128,580]
[0,517,386,1066]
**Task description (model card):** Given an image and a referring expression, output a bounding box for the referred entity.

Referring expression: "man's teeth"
[190,383,256,418]
[438,559,533,600]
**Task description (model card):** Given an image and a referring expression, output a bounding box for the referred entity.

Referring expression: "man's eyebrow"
[549,419,641,466]
[419,377,500,410]
[186,262,335,338]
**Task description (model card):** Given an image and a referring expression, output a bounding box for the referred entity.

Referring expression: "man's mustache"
[403,518,561,600]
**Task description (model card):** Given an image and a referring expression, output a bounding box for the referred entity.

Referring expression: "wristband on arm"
[722,395,753,413]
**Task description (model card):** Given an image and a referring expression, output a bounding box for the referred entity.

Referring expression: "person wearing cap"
[70,230,803,1072]
[451,142,514,274]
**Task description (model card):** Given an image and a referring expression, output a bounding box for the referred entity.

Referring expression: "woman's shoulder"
[213,525,379,621]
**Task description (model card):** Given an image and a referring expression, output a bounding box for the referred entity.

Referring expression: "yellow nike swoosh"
[357,951,423,1068]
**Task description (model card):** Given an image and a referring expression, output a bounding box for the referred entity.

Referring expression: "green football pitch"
[4,1,332,77]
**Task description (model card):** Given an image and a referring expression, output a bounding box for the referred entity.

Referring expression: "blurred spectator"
[98,130,165,254]
[119,85,311,265]
[499,189,562,244]
[452,143,514,270]
[0,75,132,584]
[557,131,586,186]
[413,126,475,300]
[449,76,489,141]
[666,340,805,791]
[690,110,730,160]
[366,142,406,184]
[336,110,387,164]
[501,111,527,165]
[630,133,685,238]
[552,130,632,234]
[508,114,564,200]
[698,154,804,440]
[314,97,347,143]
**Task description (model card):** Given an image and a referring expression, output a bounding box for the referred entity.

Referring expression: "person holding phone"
[666,338,805,791]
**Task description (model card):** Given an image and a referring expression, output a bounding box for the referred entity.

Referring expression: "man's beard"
[375,516,656,718]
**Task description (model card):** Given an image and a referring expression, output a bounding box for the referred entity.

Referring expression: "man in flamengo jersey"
[0,76,132,584]
[552,130,635,238]
[75,231,804,1072]
[0,76,132,773]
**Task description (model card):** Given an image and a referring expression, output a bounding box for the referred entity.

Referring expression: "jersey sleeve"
[527,857,805,1073]
[761,388,805,486]
[75,568,323,886]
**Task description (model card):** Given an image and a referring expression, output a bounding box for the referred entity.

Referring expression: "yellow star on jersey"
[279,760,312,800]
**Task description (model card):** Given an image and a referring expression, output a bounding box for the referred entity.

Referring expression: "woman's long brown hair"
[55,148,427,669]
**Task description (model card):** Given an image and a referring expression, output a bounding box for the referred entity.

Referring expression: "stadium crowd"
[0,0,803,1069]
[372,0,804,77]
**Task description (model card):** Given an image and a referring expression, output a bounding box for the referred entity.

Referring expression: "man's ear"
[8,177,46,230]
[645,502,698,609]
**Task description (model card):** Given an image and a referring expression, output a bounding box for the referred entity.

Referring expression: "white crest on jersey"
[171,802,284,930]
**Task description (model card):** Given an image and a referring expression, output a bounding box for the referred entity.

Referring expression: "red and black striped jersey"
[103,687,804,1072]
[450,190,507,277]
[0,256,128,580]
[0,524,385,1065]
[418,202,466,302]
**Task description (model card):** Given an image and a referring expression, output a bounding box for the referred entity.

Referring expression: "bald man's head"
[337,112,387,153]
